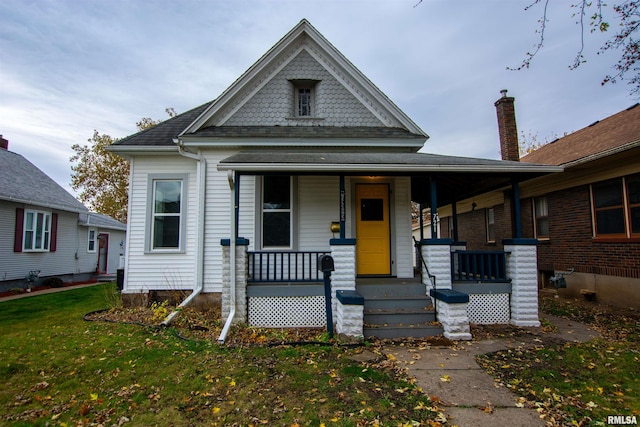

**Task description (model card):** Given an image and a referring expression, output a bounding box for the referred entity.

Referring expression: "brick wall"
[538,185,640,279]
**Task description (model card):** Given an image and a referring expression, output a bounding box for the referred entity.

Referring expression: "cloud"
[0,0,635,199]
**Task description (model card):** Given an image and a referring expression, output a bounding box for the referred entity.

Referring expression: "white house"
[109,20,560,340]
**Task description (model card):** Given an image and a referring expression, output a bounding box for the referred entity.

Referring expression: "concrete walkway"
[0,282,102,302]
[384,314,600,427]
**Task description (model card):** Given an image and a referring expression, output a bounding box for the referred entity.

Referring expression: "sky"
[0,0,637,198]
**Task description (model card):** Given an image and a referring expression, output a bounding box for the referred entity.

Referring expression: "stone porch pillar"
[330,238,356,314]
[504,239,540,327]
[420,238,453,298]
[221,238,249,324]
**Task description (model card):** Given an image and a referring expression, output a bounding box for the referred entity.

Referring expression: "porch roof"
[218,151,562,205]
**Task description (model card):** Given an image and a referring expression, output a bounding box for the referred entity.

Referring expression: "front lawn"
[477,296,640,427]
[0,284,445,426]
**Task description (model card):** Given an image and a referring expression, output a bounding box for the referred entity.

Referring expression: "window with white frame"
[88,228,97,253]
[486,208,495,243]
[591,173,640,238]
[534,197,549,239]
[262,176,292,248]
[297,87,312,117]
[290,79,319,118]
[151,179,183,250]
[23,210,51,251]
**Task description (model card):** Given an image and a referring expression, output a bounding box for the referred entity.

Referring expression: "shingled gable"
[176,19,427,146]
[521,103,640,166]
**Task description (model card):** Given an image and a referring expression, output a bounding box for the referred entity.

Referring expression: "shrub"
[42,277,64,288]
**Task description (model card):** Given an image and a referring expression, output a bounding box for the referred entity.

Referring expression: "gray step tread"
[364,307,435,315]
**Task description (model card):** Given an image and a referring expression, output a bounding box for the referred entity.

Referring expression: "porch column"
[504,238,540,327]
[330,239,356,314]
[451,199,459,242]
[430,178,438,239]
[420,238,453,296]
[511,179,523,239]
[221,238,249,324]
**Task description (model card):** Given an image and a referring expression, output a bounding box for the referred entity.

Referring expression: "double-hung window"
[23,210,51,251]
[297,88,312,117]
[88,228,97,253]
[262,176,292,248]
[486,208,496,243]
[591,173,640,239]
[150,178,184,251]
[534,197,549,239]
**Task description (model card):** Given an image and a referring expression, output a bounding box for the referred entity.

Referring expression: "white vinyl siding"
[298,176,338,251]
[124,157,197,292]
[393,177,414,278]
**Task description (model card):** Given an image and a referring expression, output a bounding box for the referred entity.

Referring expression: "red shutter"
[14,208,24,252]
[50,213,58,252]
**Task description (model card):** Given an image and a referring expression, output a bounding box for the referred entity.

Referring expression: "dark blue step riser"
[356,284,427,298]
[364,298,431,311]
[364,312,436,325]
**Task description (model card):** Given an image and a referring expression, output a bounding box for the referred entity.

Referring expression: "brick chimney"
[494,89,520,161]
[0,135,8,150]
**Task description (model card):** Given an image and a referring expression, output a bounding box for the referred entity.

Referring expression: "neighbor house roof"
[78,212,127,231]
[521,103,640,167]
[0,148,88,213]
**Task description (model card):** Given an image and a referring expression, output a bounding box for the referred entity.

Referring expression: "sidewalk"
[385,314,600,427]
[0,282,102,302]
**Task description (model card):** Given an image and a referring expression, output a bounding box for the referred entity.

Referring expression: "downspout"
[218,170,236,344]
[161,141,206,326]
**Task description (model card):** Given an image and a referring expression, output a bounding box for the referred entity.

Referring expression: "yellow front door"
[356,184,391,275]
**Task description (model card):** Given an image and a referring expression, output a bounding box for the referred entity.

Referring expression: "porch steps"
[357,280,442,339]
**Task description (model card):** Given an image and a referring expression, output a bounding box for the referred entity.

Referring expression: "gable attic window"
[289,79,320,118]
[591,173,640,239]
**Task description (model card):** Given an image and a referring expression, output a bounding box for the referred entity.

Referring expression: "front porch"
[221,236,540,340]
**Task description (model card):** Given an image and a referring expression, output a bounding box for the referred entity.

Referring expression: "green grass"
[0,284,443,426]
[477,297,640,426]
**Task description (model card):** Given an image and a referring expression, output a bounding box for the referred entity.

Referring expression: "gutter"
[217,170,236,344]
[160,140,207,326]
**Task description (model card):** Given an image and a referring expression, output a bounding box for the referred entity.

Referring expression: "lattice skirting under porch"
[248,296,326,327]
[467,293,510,324]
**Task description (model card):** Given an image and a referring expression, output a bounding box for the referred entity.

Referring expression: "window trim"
[87,228,97,253]
[23,209,52,252]
[590,174,639,240]
[145,174,188,253]
[289,79,320,119]
[260,175,294,250]
[533,196,550,240]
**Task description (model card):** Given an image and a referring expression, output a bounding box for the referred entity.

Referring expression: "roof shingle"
[521,103,640,166]
[0,149,87,213]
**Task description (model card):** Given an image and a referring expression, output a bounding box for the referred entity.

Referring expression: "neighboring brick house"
[439,96,640,308]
